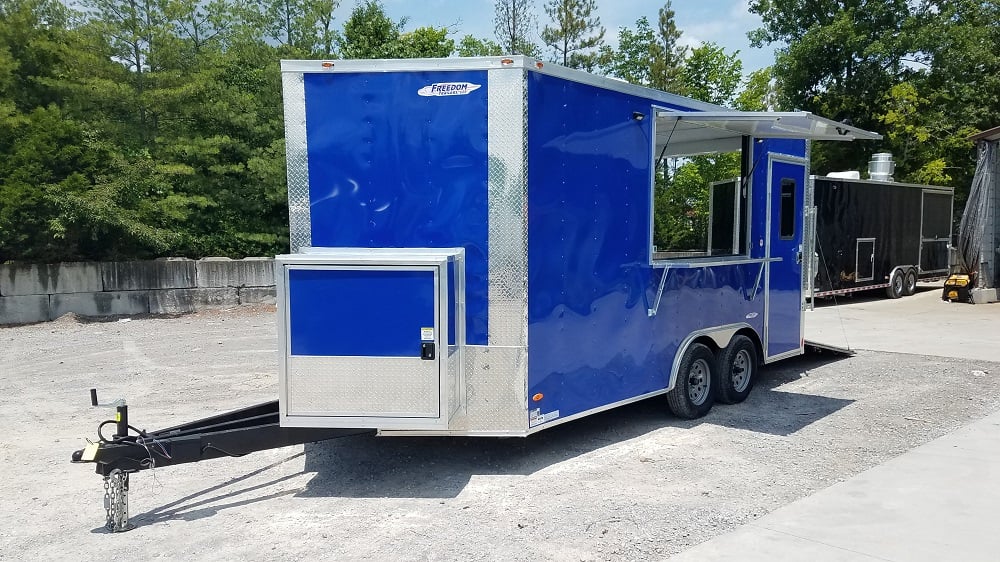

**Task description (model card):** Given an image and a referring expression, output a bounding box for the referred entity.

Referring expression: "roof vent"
[868,152,894,182]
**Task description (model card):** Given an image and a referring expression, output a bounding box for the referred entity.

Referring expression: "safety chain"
[103,469,134,532]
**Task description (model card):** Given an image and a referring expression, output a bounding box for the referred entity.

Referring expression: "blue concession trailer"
[73,57,881,531]
[273,57,881,435]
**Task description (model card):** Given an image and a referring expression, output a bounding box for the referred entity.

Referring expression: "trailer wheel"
[886,270,904,299]
[666,343,716,419]
[903,269,918,296]
[714,335,758,404]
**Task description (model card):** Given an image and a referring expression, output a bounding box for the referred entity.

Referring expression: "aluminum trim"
[526,388,671,434]
[647,105,671,264]
[764,348,803,364]
[281,57,525,73]
[281,57,725,112]
[486,68,529,349]
[277,263,291,419]
[855,238,876,282]
[651,257,780,269]
[282,72,311,252]
[533,66,725,112]
[800,142,812,345]
[377,429,529,437]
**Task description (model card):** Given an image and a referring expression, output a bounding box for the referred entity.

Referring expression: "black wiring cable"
[201,443,249,458]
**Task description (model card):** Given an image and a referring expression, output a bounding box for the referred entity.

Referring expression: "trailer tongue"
[71,393,370,532]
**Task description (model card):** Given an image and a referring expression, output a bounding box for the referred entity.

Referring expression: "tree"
[651,1,686,92]
[681,42,741,106]
[398,26,454,58]
[335,0,403,59]
[540,0,604,69]
[493,0,537,55]
[597,16,658,86]
[263,0,342,53]
[457,35,503,57]
[733,67,774,111]
[748,0,914,174]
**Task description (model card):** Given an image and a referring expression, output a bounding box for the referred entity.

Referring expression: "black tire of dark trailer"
[666,343,717,419]
[886,269,905,299]
[903,269,918,296]
[714,335,759,405]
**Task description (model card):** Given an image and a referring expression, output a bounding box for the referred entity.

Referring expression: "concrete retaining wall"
[0,258,276,325]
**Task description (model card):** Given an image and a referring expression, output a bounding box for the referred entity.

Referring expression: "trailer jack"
[71,390,372,532]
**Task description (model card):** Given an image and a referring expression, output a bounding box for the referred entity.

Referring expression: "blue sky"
[335,0,776,74]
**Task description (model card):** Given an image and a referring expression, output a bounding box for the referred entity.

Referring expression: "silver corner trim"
[282,71,311,253]
[486,68,529,348]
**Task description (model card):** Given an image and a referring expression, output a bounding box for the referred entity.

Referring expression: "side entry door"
[765,155,807,360]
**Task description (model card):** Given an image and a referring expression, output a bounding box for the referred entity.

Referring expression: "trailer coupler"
[72,391,372,532]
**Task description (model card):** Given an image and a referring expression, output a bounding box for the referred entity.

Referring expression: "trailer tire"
[714,335,758,405]
[666,343,716,419]
[886,270,904,299]
[903,269,918,296]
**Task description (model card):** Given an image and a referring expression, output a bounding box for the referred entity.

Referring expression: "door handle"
[420,342,436,360]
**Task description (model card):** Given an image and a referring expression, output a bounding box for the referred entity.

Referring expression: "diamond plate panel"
[447,346,462,419]
[487,69,528,348]
[461,345,527,432]
[282,72,312,253]
[286,356,438,417]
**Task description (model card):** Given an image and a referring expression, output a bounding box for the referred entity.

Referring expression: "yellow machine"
[942,274,973,303]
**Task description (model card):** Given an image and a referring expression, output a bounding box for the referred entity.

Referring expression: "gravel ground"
[1,307,998,561]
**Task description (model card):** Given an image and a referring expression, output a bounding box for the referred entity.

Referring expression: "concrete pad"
[196,257,274,288]
[0,295,51,324]
[239,286,276,305]
[806,283,1000,362]
[49,291,149,318]
[0,262,103,296]
[670,411,1000,562]
[148,288,240,314]
[102,259,197,291]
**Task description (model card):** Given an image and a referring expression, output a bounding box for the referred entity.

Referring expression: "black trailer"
[808,176,954,299]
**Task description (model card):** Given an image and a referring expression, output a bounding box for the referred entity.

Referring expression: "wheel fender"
[889,265,914,281]
[667,324,754,392]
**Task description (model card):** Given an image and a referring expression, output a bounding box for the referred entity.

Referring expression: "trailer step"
[804,340,856,356]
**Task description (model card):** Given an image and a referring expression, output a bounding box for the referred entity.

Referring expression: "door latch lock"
[420,342,436,360]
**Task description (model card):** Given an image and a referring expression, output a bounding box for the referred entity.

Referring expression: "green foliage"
[733,67,774,111]
[540,0,604,68]
[652,1,686,92]
[336,0,404,58]
[597,16,658,86]
[0,0,463,262]
[746,0,998,200]
[335,1,453,59]
[457,35,504,57]
[494,0,538,56]
[654,154,741,252]
[681,43,742,106]
[596,3,686,93]
[399,27,454,58]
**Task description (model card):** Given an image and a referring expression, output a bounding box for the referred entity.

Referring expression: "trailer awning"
[655,111,882,157]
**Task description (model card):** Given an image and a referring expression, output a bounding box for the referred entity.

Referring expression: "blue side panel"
[762,138,806,158]
[302,71,489,345]
[525,73,766,422]
[288,268,435,357]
